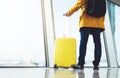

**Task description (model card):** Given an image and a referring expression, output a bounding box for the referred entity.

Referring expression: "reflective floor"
[0,67,119,78]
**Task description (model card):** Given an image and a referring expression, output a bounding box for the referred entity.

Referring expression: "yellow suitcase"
[54,38,76,68]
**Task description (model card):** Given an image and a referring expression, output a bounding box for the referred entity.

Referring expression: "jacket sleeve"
[67,0,86,15]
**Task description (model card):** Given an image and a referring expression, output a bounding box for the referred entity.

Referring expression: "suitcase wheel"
[54,64,58,68]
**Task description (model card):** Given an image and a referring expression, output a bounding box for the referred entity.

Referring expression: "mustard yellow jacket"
[67,0,105,30]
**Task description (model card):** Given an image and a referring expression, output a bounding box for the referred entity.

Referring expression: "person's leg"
[78,28,90,66]
[72,28,90,69]
[92,29,102,69]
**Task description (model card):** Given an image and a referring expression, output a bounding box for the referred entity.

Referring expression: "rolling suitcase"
[54,38,76,68]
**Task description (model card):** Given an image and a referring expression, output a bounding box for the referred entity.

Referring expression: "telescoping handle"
[62,16,72,38]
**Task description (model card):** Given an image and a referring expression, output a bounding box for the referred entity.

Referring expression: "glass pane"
[0,0,45,66]
[52,0,107,67]
[114,5,120,66]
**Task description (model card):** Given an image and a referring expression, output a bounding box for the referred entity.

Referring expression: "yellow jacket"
[67,0,105,30]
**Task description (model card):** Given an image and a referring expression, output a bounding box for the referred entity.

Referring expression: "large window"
[114,5,120,66]
[107,1,120,67]
[52,0,107,67]
[0,0,45,66]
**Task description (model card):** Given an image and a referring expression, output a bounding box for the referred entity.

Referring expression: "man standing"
[63,0,105,70]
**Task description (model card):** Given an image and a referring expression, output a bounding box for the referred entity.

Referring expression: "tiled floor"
[0,67,119,78]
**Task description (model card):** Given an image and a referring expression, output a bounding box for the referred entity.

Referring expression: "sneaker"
[71,64,84,69]
[93,66,99,70]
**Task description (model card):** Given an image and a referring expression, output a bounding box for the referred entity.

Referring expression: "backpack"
[86,0,106,18]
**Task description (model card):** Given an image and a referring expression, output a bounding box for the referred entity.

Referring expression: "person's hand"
[63,12,71,17]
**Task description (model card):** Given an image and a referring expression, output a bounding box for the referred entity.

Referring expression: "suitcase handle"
[62,16,72,38]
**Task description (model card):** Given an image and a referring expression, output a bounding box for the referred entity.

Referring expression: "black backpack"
[86,0,106,18]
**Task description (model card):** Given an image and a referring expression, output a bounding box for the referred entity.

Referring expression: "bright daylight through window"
[0,0,45,66]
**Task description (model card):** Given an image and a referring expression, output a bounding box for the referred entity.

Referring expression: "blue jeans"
[78,27,103,66]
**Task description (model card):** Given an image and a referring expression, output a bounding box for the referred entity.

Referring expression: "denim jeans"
[78,27,103,66]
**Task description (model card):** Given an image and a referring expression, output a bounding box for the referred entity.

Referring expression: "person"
[63,0,105,70]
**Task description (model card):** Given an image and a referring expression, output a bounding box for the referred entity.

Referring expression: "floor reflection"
[92,70,100,78]
[52,68,118,78]
[54,69,76,78]
[0,68,118,78]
